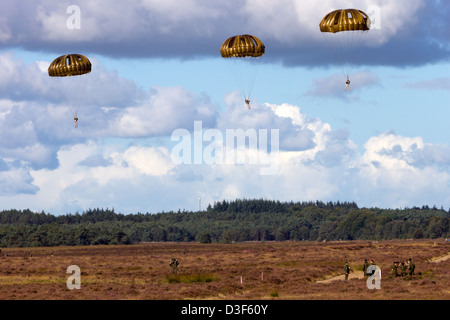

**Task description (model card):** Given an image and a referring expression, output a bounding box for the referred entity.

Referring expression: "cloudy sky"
[0,0,449,215]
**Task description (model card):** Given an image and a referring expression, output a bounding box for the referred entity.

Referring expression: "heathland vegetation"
[0,199,449,247]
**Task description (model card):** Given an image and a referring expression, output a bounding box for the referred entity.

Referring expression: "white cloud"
[1,0,441,67]
[353,132,450,208]
[123,146,175,176]
[111,86,217,137]
[2,108,450,214]
[0,52,143,107]
[0,39,449,214]
[6,141,176,213]
[242,0,424,45]
[219,93,320,152]
[8,0,425,46]
[0,166,38,196]
[0,52,219,171]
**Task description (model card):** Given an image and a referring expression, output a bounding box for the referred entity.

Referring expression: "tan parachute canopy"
[320,9,371,33]
[48,54,92,77]
[220,35,265,58]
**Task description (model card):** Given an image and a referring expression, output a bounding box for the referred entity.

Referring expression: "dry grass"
[165,273,218,284]
[0,239,449,300]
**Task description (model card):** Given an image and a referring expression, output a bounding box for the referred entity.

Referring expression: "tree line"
[0,199,449,247]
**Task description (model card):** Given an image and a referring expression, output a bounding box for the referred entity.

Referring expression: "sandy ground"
[316,271,365,284]
[429,252,450,263]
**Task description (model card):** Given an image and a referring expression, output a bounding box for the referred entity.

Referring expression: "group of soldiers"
[344,258,416,280]
[391,258,415,277]
[362,259,376,276]
[172,256,416,280]
[345,259,377,280]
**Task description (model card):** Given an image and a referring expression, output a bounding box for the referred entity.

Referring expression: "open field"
[0,239,449,300]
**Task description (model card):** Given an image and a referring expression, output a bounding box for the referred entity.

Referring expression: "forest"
[0,199,449,247]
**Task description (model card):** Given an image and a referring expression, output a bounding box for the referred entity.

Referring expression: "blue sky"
[0,0,449,215]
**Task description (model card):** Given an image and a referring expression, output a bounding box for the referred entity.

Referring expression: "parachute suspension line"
[321,31,353,80]
[321,32,346,79]
[343,29,369,80]
[337,31,349,79]
[73,74,87,124]
[229,57,259,107]
[341,30,366,91]
[352,29,369,75]
[57,75,85,128]
[230,58,248,100]
[336,30,361,79]
[246,56,261,101]
[52,76,76,124]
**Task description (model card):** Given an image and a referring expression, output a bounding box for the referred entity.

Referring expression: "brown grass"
[0,239,449,300]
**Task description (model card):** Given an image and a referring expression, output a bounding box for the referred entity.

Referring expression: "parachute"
[220,35,265,109]
[319,9,371,91]
[48,54,92,128]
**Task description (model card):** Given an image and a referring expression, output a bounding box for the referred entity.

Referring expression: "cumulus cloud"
[0,0,449,213]
[123,146,175,176]
[0,165,39,196]
[0,0,448,66]
[0,51,219,172]
[1,98,450,213]
[218,93,324,152]
[359,132,450,171]
[0,52,145,115]
[351,131,450,208]
[0,51,219,206]
[13,141,177,213]
[110,86,217,137]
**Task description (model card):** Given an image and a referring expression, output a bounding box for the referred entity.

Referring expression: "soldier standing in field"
[170,258,179,274]
[344,262,351,280]
[400,261,407,277]
[391,261,399,277]
[367,259,376,275]
[407,258,415,276]
[363,259,369,277]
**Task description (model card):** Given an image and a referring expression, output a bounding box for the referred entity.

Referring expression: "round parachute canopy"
[319,9,371,34]
[48,54,92,77]
[220,35,265,58]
